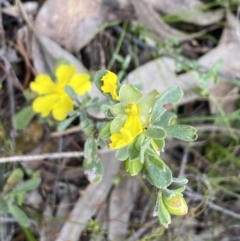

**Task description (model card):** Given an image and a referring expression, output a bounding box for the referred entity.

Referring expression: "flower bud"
[3,168,24,194]
[162,194,188,216]
[124,159,143,176]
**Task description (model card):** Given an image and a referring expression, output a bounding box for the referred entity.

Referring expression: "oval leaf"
[13,177,41,193]
[14,106,35,130]
[158,193,171,228]
[8,204,30,227]
[83,156,103,184]
[164,125,198,141]
[144,151,172,188]
[151,86,183,124]
[116,146,129,161]
[145,126,166,139]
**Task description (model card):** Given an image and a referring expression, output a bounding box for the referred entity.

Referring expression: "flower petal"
[32,94,59,117]
[52,94,73,121]
[30,74,54,94]
[109,127,134,149]
[56,64,76,85]
[101,71,119,100]
[68,73,92,95]
[124,115,142,138]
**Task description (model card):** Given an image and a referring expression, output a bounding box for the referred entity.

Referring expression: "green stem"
[107,22,128,70]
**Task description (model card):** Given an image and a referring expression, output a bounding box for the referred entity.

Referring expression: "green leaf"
[110,103,125,116]
[201,60,222,87]
[137,89,160,126]
[151,86,183,124]
[139,138,151,163]
[172,177,188,185]
[119,84,142,107]
[81,94,92,107]
[83,138,103,183]
[98,138,107,149]
[65,85,78,101]
[57,116,77,131]
[152,139,165,152]
[0,198,9,213]
[13,177,41,194]
[146,148,165,170]
[144,150,172,188]
[154,111,177,127]
[80,117,94,136]
[145,126,166,139]
[124,159,143,176]
[84,138,91,158]
[14,106,35,130]
[16,192,26,206]
[23,89,37,101]
[164,125,198,141]
[116,146,129,161]
[8,204,30,227]
[135,134,145,151]
[99,122,111,140]
[93,70,120,102]
[128,140,139,161]
[158,192,171,228]
[22,227,37,241]
[161,187,185,200]
[83,156,103,184]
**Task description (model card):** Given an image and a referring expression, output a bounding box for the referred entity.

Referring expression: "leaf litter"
[0,0,240,240]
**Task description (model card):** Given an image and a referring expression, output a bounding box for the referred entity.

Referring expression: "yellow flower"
[30,64,92,121]
[101,71,119,100]
[108,85,159,149]
[109,103,143,149]
[110,127,134,149]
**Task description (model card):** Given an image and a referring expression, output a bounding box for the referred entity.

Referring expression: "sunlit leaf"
[164,125,198,141]
[151,86,183,123]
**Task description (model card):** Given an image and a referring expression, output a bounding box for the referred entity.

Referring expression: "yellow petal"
[30,74,54,94]
[56,64,76,85]
[32,94,59,117]
[101,71,119,100]
[124,115,142,138]
[52,94,73,121]
[109,128,134,149]
[68,73,92,95]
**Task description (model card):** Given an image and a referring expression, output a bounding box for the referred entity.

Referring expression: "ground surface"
[1,0,240,241]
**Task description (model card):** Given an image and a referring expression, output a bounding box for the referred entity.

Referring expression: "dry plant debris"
[0,0,240,241]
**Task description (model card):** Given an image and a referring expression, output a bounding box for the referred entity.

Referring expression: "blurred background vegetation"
[1,0,240,240]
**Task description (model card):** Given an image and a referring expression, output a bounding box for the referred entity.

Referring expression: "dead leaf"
[108,176,140,241]
[55,151,120,241]
[2,1,38,18]
[34,0,108,52]
[123,43,240,105]
[130,0,206,43]
[144,0,224,26]
[31,34,87,74]
[124,57,200,104]
[219,11,239,45]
